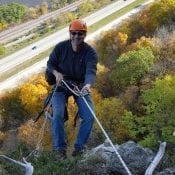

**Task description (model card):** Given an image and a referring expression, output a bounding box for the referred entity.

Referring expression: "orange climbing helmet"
[69,19,87,31]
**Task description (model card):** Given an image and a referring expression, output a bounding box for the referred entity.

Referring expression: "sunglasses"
[71,31,84,36]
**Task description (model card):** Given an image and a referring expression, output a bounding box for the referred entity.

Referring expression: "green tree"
[109,47,155,90]
[95,97,129,143]
[5,3,27,23]
[140,75,175,147]
[0,5,6,22]
[125,75,175,148]
[50,0,59,10]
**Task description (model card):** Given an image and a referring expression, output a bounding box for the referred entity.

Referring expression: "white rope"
[145,142,167,175]
[25,84,58,160]
[61,80,132,175]
[0,155,33,175]
[25,115,48,160]
[61,80,80,96]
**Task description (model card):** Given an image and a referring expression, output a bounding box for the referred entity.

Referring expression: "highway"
[0,0,83,43]
[0,0,137,76]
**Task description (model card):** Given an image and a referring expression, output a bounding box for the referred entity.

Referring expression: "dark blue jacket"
[47,40,98,85]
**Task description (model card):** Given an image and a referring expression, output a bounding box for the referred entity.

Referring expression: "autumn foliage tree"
[126,36,154,52]
[0,89,26,130]
[40,2,48,15]
[18,118,52,150]
[139,0,175,34]
[153,28,175,72]
[19,75,49,116]
[94,30,128,68]
[79,1,94,16]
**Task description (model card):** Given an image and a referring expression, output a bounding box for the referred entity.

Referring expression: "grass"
[88,0,148,33]
[0,47,53,82]
[0,0,150,82]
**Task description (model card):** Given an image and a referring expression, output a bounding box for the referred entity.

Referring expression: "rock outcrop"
[70,140,173,175]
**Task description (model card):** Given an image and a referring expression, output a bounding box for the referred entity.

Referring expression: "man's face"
[70,30,86,46]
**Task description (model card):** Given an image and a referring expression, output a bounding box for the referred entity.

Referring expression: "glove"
[53,70,63,84]
[81,84,91,94]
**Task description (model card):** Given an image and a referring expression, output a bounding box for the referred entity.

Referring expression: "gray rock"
[78,141,174,175]
[84,140,115,162]
[107,141,154,175]
[156,168,175,175]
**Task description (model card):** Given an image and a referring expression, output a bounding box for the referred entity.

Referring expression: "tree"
[79,2,94,16]
[0,5,7,23]
[41,2,48,15]
[95,97,129,143]
[119,16,145,44]
[109,47,155,91]
[0,22,7,31]
[126,36,153,52]
[139,0,175,33]
[125,75,175,148]
[154,27,175,61]
[6,3,27,23]
[28,7,37,19]
[18,75,49,116]
[94,30,128,68]
[0,44,6,55]
[50,0,59,10]
[63,12,77,24]
[18,119,52,150]
[95,65,116,97]
[0,89,26,130]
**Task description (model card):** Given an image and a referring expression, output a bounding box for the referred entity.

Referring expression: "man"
[46,19,98,159]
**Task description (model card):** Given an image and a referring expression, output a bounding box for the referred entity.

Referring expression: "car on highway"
[32,46,37,50]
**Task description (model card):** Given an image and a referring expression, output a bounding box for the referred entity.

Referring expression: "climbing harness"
[61,80,132,175]
[34,84,58,123]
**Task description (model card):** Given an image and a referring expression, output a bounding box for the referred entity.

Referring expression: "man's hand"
[81,84,91,94]
[53,70,63,84]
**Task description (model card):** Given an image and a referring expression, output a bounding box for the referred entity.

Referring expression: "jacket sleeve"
[47,44,60,73]
[84,48,98,85]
